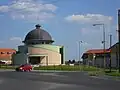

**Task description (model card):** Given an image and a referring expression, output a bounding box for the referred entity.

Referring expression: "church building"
[12,24,65,66]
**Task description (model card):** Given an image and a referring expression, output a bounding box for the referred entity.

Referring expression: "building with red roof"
[82,49,111,68]
[0,48,16,64]
[109,42,119,68]
[85,49,110,54]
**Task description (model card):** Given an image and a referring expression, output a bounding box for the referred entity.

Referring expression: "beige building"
[12,24,65,66]
[109,42,119,68]
[82,49,110,68]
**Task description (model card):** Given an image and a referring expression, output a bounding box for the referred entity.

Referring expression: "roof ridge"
[0,48,15,50]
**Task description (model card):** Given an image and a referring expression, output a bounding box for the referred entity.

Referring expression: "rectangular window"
[7,52,12,54]
[1,52,5,54]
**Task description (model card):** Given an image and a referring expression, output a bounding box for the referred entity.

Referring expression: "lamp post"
[78,41,83,66]
[93,23,106,69]
[109,34,112,72]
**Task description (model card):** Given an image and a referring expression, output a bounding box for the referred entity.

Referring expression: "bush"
[34,65,80,71]
[34,65,99,71]
[88,72,98,76]
[0,65,16,69]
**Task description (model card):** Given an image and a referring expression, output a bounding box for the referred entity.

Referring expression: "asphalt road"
[0,70,120,90]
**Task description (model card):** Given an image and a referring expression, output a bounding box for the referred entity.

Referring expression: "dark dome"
[24,29,52,41]
[23,24,54,44]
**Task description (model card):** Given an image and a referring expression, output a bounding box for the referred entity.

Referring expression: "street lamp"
[109,34,112,72]
[78,41,83,66]
[93,23,106,69]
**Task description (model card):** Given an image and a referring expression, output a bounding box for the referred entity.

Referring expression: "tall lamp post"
[78,41,83,66]
[93,23,106,69]
[109,34,112,72]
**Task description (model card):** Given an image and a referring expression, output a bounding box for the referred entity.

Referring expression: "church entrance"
[29,56,45,65]
[29,57,40,65]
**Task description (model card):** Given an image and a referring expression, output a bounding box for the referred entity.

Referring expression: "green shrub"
[0,65,16,69]
[33,65,99,71]
[105,71,120,77]
[88,72,98,76]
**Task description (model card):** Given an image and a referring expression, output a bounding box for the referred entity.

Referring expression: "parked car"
[15,64,32,72]
[0,61,5,65]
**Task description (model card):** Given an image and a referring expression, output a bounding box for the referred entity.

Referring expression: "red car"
[15,64,32,72]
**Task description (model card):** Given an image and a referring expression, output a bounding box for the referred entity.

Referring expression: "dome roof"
[23,24,53,43]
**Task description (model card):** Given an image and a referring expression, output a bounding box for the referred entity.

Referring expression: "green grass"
[33,65,99,71]
[0,65,120,77]
[88,69,120,77]
[0,65,100,71]
[0,65,16,69]
[105,70,120,77]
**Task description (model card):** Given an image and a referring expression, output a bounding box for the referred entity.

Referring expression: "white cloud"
[9,37,23,46]
[0,0,57,22]
[10,37,22,41]
[65,14,112,24]
[0,37,23,48]
[0,6,9,12]
[81,42,92,47]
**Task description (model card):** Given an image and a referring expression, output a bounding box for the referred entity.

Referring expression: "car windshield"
[20,65,25,67]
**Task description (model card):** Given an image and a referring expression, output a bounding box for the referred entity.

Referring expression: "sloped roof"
[109,42,118,49]
[85,49,110,54]
[0,48,16,60]
[0,48,16,52]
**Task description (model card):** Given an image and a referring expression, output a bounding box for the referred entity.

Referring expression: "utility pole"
[103,24,106,69]
[93,24,106,69]
[109,34,112,72]
[78,41,82,67]
[118,9,120,73]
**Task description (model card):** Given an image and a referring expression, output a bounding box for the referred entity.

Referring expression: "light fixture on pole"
[78,41,83,66]
[93,23,106,69]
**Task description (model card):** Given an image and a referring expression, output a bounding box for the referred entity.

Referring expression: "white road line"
[30,72,68,78]
[0,79,3,84]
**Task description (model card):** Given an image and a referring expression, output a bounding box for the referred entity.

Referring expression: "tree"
[72,59,75,64]
[68,60,71,64]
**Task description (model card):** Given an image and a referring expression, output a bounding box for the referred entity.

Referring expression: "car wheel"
[26,70,29,72]
[22,69,25,72]
[29,69,32,72]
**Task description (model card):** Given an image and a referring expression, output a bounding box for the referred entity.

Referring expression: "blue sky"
[0,0,119,60]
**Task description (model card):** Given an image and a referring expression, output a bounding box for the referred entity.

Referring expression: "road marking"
[29,72,68,78]
[0,79,3,84]
[90,76,109,80]
[41,73,67,77]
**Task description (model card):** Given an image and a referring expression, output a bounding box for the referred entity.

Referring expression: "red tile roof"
[0,48,16,52]
[85,49,110,54]
[0,48,16,60]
